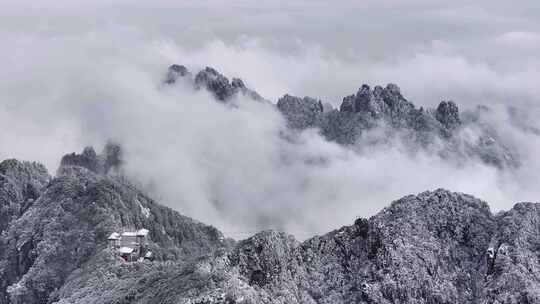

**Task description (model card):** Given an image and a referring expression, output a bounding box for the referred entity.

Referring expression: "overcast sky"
[1,1,539,239]
[2,0,539,104]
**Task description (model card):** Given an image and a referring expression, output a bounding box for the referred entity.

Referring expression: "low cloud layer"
[1,1,539,239]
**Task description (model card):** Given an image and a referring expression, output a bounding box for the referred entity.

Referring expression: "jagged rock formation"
[164,65,265,102]
[0,152,227,304]
[484,203,540,303]
[212,190,500,303]
[164,65,519,168]
[0,65,537,303]
[283,84,517,168]
[51,188,540,304]
[165,64,191,84]
[435,101,461,130]
[0,160,50,234]
[60,142,123,175]
[276,95,323,130]
[1,152,539,303]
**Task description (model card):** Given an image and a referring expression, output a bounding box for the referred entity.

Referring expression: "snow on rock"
[137,198,151,219]
[0,154,226,304]
[44,187,540,304]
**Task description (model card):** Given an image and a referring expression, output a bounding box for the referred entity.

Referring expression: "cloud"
[1,0,540,239]
[495,31,540,49]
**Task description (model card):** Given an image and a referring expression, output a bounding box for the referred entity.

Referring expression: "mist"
[1,0,540,239]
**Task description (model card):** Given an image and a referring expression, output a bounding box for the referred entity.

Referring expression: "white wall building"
[108,228,152,262]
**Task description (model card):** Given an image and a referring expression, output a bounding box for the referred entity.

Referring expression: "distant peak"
[231,78,245,89]
[339,83,407,117]
[59,141,123,175]
[385,83,401,95]
[165,64,191,84]
[277,94,323,129]
[165,64,266,103]
[194,67,233,101]
[435,100,461,129]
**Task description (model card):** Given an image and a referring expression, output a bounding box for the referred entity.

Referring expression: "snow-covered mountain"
[166,65,520,169]
[0,146,539,303]
[1,66,539,304]
[0,150,226,304]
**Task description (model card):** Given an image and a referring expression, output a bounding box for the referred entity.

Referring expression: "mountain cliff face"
[275,83,518,169]
[1,66,538,303]
[0,160,51,234]
[165,65,266,103]
[165,65,519,169]
[484,203,540,303]
[1,150,539,303]
[0,148,227,304]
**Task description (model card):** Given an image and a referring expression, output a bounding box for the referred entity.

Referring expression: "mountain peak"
[2,154,540,303]
[435,100,461,130]
[277,94,323,129]
[1,151,227,304]
[165,64,266,103]
[165,64,190,84]
[59,142,123,175]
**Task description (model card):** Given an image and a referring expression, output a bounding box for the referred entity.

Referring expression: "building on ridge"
[108,228,152,262]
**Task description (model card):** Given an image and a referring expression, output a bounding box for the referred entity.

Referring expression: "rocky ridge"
[0,149,227,304]
[276,83,518,168]
[0,65,538,303]
[1,150,539,303]
[165,64,266,102]
[165,65,520,168]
